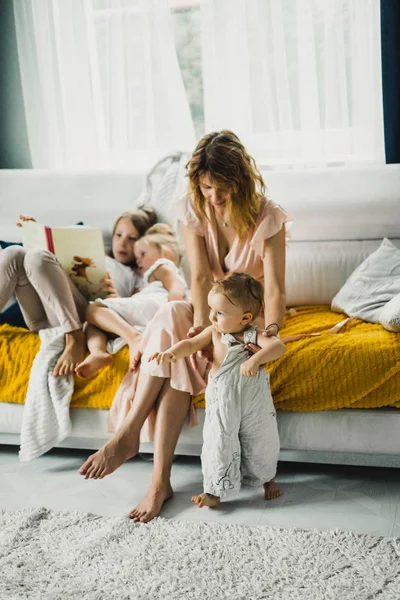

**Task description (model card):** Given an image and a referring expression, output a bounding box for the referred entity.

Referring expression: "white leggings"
[0,246,87,333]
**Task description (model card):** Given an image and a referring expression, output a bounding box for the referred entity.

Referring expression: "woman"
[0,206,157,377]
[79,130,292,523]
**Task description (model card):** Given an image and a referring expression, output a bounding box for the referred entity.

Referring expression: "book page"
[20,221,48,250]
[52,228,107,301]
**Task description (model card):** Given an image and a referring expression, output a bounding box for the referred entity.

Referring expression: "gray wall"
[0,0,32,168]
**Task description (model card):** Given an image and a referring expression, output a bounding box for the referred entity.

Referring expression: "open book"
[21,221,107,301]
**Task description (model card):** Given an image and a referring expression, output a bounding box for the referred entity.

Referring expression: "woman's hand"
[187,326,213,371]
[16,214,37,227]
[101,272,120,298]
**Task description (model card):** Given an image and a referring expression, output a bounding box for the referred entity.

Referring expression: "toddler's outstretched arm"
[149,326,213,365]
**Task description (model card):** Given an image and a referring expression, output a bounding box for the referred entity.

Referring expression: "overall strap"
[243,325,258,346]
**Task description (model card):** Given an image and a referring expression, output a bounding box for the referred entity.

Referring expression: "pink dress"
[107,195,293,438]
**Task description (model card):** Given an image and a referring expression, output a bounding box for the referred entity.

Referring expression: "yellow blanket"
[1,306,399,411]
[0,324,129,410]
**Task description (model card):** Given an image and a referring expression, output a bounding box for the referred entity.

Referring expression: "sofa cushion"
[331,238,400,324]
[2,306,400,414]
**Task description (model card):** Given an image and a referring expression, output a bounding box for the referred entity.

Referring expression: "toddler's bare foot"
[126,330,143,371]
[75,350,113,379]
[191,493,220,509]
[129,481,173,523]
[79,437,139,479]
[264,478,281,500]
[53,330,86,377]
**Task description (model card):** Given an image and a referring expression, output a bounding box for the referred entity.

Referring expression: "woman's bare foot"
[53,330,86,377]
[75,350,113,379]
[191,493,221,509]
[79,437,139,479]
[129,481,173,523]
[264,479,281,500]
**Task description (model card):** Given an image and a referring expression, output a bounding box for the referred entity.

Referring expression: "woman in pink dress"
[79,130,292,522]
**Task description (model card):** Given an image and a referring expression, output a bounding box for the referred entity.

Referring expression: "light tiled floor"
[1,444,399,537]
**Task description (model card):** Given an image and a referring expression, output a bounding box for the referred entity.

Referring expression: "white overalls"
[201,326,280,499]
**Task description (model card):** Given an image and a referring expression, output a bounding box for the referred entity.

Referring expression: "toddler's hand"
[241,360,258,377]
[148,351,176,365]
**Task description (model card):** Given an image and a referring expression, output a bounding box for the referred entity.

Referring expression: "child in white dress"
[149,272,285,508]
[77,224,189,377]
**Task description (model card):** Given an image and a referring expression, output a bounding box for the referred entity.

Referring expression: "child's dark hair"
[112,205,158,239]
[109,205,158,262]
[212,272,264,319]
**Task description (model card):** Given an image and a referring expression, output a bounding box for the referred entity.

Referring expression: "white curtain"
[13,0,196,169]
[200,0,385,167]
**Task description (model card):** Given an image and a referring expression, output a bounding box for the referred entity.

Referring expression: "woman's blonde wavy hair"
[186,130,266,240]
[139,223,182,266]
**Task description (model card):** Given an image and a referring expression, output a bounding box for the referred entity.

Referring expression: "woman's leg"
[75,324,113,379]
[79,371,165,479]
[129,381,191,522]
[23,249,87,376]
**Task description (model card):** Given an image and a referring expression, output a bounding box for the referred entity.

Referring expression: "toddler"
[77,223,189,377]
[149,272,285,508]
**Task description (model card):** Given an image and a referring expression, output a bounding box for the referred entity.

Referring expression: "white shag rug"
[1,508,399,600]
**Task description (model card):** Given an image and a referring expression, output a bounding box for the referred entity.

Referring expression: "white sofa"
[1,165,400,468]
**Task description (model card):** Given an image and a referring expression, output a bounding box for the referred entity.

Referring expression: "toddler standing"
[150,272,285,508]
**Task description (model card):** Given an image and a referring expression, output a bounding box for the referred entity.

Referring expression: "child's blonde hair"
[139,223,182,266]
[212,272,264,319]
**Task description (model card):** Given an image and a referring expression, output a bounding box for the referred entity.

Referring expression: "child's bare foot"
[124,329,143,371]
[53,330,86,377]
[75,350,113,379]
[191,493,221,509]
[79,437,139,479]
[129,481,173,522]
[264,478,281,500]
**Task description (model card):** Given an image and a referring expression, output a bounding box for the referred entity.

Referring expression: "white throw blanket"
[19,328,128,462]
[19,327,74,462]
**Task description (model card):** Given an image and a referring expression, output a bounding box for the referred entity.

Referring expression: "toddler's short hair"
[212,272,264,318]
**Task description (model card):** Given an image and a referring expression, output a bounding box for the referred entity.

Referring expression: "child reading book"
[20,220,107,302]
[149,272,285,508]
[0,206,157,377]
[75,224,189,379]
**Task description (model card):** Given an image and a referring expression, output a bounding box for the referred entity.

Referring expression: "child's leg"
[23,249,87,376]
[240,382,281,500]
[0,245,49,330]
[75,324,113,379]
[192,379,242,508]
[86,303,142,369]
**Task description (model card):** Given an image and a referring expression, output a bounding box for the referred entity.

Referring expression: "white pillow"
[380,293,400,332]
[331,238,400,324]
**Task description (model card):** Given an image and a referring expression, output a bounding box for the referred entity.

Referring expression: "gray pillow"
[331,238,400,324]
